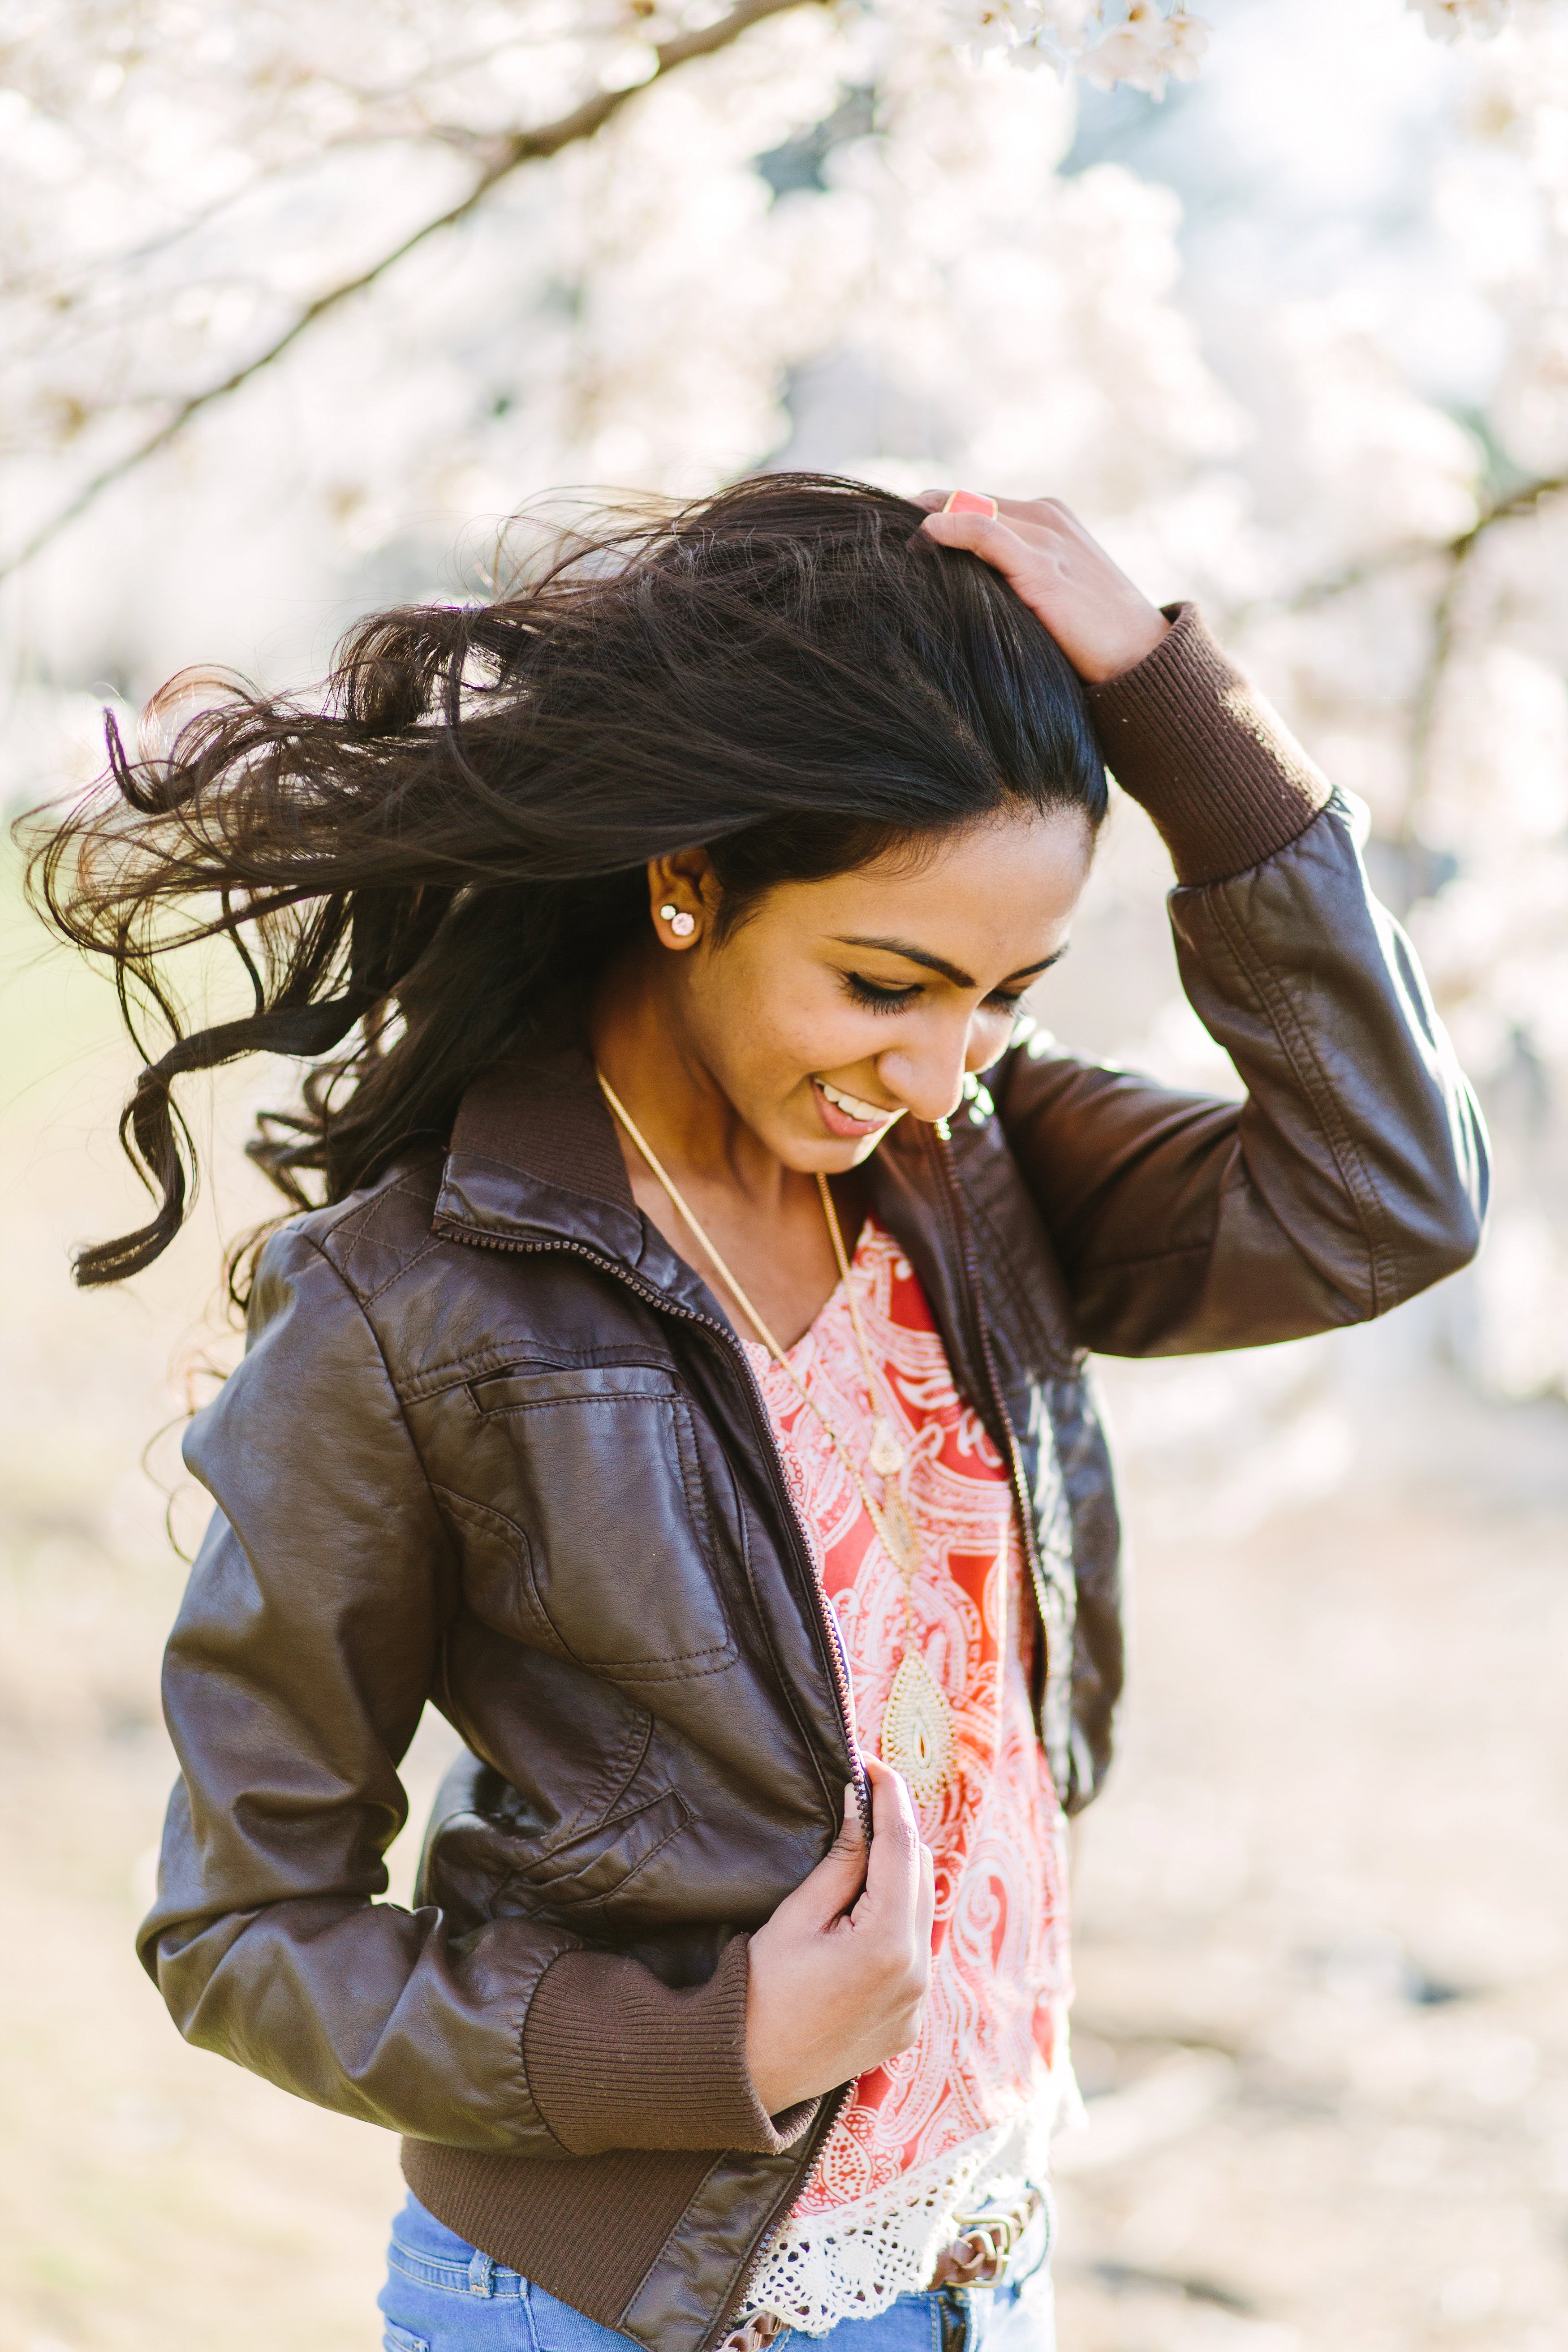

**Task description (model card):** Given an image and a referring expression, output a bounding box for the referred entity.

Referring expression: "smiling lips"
[814,1078,902,1138]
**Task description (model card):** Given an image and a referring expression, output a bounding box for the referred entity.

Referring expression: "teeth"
[820,1080,893,1123]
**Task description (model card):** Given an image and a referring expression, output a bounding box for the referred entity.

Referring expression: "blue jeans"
[379,2197,1055,2352]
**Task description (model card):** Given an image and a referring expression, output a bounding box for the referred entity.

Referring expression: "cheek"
[762,995,866,1080]
[705,954,862,1083]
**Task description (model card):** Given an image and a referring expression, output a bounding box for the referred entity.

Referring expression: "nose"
[874,1017,974,1126]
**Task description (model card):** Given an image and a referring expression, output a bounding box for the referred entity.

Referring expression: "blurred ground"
[1054,1450,1568,2352]
[3,853,1567,2352]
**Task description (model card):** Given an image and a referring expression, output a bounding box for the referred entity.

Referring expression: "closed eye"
[846,974,1034,1016]
[845,972,921,1013]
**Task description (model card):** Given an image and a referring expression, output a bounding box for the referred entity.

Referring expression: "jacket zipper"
[432,1212,870,2347]
[720,1136,1041,2350]
[429,1214,869,1835]
[719,2074,854,2345]
[925,1130,1055,1702]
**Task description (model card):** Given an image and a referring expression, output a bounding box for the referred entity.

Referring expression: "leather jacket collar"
[432,1041,1002,1437]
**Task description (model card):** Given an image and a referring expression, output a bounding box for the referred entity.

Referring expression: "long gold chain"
[595,1072,917,1577]
[816,1174,909,1482]
[596,1068,955,1801]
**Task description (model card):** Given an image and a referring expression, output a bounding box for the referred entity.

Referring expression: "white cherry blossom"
[1078,4,1212,98]
[0,0,1562,1398]
[1408,0,1512,39]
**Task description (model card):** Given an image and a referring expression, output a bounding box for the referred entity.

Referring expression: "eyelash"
[844,974,1028,1018]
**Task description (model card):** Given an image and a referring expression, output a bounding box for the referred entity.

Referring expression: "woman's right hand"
[744,1753,935,2115]
[917,492,1168,685]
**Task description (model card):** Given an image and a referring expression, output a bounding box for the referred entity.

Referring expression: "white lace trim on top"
[740,2097,1062,2337]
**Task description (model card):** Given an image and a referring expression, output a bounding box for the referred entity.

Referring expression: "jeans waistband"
[388,2235,527,2300]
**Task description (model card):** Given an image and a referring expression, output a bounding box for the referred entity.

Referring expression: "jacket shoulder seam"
[288,1230,461,1591]
[357,1234,444,1307]
[315,1181,444,1305]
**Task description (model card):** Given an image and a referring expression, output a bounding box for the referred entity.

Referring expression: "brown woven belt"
[722,2185,1044,2350]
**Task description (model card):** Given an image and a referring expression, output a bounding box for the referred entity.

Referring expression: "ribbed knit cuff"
[1087,602,1332,885]
[522,1933,819,2157]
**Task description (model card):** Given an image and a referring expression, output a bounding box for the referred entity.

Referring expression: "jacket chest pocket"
[466,1363,737,1681]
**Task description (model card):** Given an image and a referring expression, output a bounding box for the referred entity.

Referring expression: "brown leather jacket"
[138,610,1486,2352]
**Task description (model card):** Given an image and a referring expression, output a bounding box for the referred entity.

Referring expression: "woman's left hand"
[917,492,1169,685]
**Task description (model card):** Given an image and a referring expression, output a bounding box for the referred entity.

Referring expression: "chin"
[778,1136,847,1174]
[774,1118,855,1174]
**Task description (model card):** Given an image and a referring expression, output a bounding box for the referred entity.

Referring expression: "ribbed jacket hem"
[1088,602,1332,885]
[401,2138,720,2326]
[399,1935,819,2333]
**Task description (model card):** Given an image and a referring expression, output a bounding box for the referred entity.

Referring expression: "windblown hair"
[26,473,1106,1288]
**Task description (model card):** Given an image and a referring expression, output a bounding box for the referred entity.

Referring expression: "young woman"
[37,476,1484,2352]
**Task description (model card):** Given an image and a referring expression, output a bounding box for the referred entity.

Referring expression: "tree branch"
[1235,468,1568,878]
[1399,523,1476,849]
[1277,468,1568,616]
[1393,471,1568,850]
[1,0,819,581]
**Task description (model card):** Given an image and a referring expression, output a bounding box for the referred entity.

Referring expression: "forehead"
[788,807,1094,972]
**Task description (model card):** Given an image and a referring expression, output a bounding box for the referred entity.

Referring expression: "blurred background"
[3,0,1568,2345]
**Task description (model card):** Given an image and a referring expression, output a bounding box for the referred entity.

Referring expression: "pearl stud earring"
[659,903,696,939]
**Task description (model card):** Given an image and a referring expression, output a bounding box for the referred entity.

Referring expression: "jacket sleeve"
[138,1224,811,2158]
[994,605,1489,1357]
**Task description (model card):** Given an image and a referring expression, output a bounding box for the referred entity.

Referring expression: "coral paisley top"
[739,1216,1074,2334]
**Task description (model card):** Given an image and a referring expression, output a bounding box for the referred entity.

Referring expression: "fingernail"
[942,490,998,518]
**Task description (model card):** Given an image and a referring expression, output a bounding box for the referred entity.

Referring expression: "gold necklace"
[814,1177,958,1806]
[596,1071,955,1802]
[817,1178,908,1482]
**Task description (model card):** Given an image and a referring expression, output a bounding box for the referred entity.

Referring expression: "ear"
[645,849,716,949]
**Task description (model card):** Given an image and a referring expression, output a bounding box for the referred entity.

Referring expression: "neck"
[588,942,868,1350]
[588,941,797,1216]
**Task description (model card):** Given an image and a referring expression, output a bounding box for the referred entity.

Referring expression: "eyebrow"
[831,935,1066,989]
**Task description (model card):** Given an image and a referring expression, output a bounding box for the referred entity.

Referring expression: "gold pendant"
[874,1484,920,1578]
[882,1648,956,1804]
[869,1417,905,1477]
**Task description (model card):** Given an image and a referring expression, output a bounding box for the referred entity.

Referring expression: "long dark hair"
[26,473,1106,1288]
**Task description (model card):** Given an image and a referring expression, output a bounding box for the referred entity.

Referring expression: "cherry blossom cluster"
[940,0,1211,95]
[1407,0,1512,39]
[938,0,1509,93]
[0,0,1563,1406]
